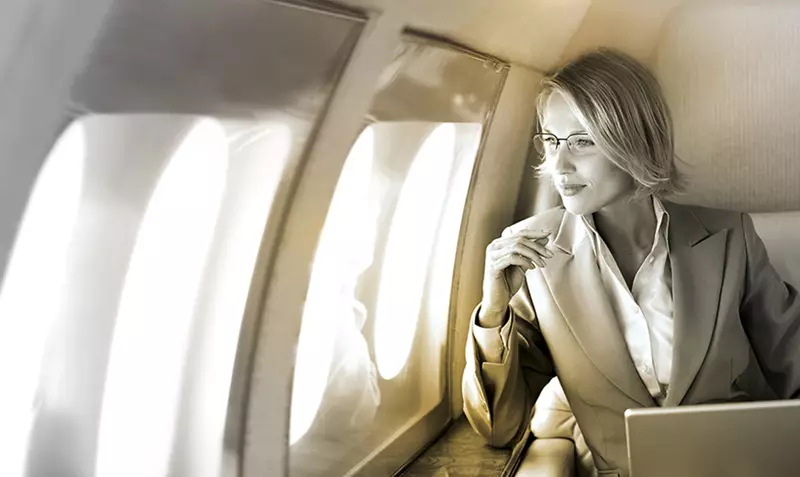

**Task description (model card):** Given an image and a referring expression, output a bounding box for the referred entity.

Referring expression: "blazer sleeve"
[740,213,800,399]
[462,278,556,447]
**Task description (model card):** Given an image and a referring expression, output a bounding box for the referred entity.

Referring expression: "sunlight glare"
[0,121,85,477]
[290,127,376,444]
[374,124,456,380]
[95,118,228,477]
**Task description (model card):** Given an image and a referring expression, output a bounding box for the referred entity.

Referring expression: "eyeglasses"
[532,132,597,156]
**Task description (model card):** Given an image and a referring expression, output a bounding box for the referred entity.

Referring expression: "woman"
[462,48,800,477]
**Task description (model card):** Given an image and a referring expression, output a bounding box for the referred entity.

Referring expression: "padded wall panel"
[656,4,800,212]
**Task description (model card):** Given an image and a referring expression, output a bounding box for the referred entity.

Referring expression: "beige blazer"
[462,201,800,477]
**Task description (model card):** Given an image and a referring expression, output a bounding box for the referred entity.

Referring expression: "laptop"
[625,399,800,477]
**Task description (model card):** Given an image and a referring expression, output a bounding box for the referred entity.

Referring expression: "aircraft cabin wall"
[0,1,799,477]
[656,4,800,212]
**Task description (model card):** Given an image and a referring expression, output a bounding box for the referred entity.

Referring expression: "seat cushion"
[530,377,596,477]
[515,438,576,477]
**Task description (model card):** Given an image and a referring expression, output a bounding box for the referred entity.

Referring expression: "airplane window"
[287,35,506,477]
[8,0,362,475]
[374,123,457,380]
[95,118,228,477]
[292,126,377,445]
[12,113,295,477]
[0,121,85,477]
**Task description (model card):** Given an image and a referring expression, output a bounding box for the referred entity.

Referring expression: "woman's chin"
[561,196,601,216]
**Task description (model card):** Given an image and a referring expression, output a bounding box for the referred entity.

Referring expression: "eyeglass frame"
[532,132,597,156]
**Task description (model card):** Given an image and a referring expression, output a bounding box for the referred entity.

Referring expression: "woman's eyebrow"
[541,128,588,136]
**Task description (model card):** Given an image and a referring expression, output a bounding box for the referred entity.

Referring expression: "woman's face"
[541,91,635,216]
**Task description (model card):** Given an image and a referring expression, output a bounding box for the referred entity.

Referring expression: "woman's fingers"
[501,238,552,262]
[506,242,545,264]
[483,229,552,310]
[492,246,546,269]
[494,253,538,273]
[519,237,553,258]
[513,229,551,240]
[492,230,551,250]
[487,228,555,276]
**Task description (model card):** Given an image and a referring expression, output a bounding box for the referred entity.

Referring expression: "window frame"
[353,35,509,477]
[237,29,509,477]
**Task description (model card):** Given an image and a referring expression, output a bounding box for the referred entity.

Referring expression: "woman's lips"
[559,184,586,197]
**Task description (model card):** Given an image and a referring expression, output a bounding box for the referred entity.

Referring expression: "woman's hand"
[479,229,553,327]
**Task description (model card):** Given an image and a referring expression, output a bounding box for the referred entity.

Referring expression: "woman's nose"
[552,144,576,174]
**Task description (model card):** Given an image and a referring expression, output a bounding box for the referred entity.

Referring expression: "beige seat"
[750,211,800,290]
[513,377,594,477]
[514,211,800,476]
[515,437,576,477]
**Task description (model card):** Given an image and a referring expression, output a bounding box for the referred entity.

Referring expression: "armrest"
[514,437,575,477]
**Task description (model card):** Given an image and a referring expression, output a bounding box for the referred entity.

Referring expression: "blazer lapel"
[662,202,728,406]
[541,212,654,407]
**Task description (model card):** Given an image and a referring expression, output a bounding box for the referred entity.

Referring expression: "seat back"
[750,211,800,290]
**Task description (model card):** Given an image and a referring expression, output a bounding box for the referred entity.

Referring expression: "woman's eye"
[543,136,558,145]
[575,138,595,148]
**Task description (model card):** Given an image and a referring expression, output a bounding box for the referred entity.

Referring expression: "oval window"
[290,127,376,444]
[374,124,456,380]
[0,121,85,477]
[95,118,228,477]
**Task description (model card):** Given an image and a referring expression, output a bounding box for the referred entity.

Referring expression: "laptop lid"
[625,400,800,477]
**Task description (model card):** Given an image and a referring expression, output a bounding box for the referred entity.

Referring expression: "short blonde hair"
[535,48,687,197]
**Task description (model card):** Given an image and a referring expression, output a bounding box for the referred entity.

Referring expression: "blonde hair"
[535,48,687,197]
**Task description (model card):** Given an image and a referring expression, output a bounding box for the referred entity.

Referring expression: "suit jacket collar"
[550,196,673,255]
[662,201,729,406]
[550,206,583,256]
[662,200,710,247]
[542,200,728,407]
[543,207,654,406]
